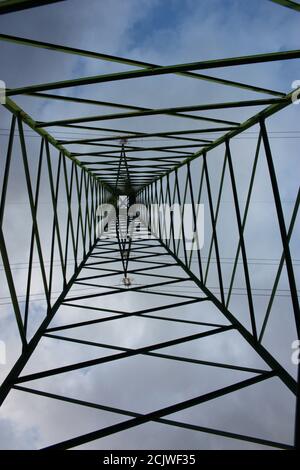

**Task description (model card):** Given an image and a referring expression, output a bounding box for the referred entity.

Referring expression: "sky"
[0,0,299,450]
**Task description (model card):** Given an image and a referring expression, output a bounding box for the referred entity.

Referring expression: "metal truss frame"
[0,0,299,450]
[269,0,300,12]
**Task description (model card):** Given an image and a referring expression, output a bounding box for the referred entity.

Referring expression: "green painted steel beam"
[0,0,64,14]
[62,124,146,138]
[36,98,284,129]
[30,93,239,129]
[26,93,236,140]
[72,149,193,157]
[159,242,297,394]
[37,110,240,128]
[81,158,183,165]
[144,86,300,187]
[269,0,300,11]
[76,155,187,163]
[0,33,285,96]
[3,97,114,193]
[0,240,98,408]
[43,372,277,449]
[72,143,208,154]
[6,48,300,96]
[59,127,235,145]
[26,91,150,111]
[64,136,208,145]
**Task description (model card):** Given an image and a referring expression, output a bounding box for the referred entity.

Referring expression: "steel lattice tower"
[0,0,299,450]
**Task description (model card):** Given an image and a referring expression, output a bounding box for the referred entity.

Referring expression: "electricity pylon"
[0,0,299,450]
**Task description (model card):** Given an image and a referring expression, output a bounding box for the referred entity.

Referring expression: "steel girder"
[269,0,300,12]
[0,0,65,15]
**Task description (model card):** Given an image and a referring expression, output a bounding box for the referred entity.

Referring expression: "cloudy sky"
[0,0,299,450]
